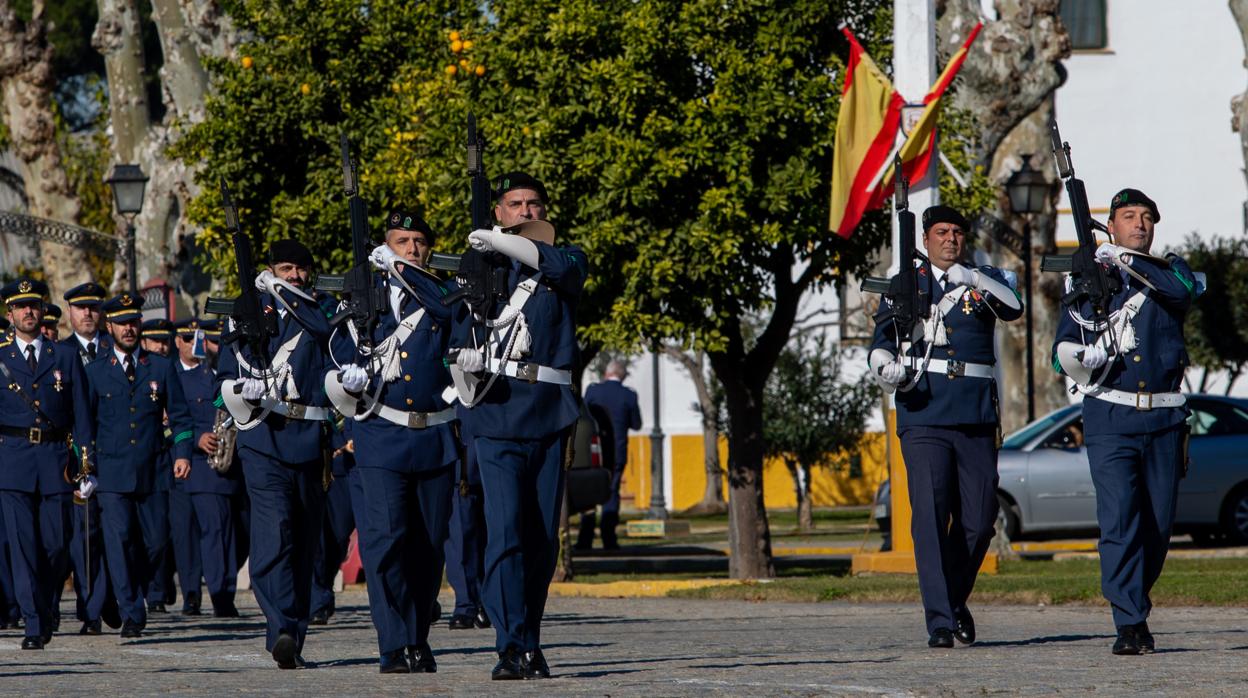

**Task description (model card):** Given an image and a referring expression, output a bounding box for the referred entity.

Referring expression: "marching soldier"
[325,211,458,673]
[139,317,178,612]
[173,318,242,617]
[62,283,112,362]
[1052,189,1198,655]
[450,173,588,679]
[215,239,332,669]
[40,304,61,342]
[0,278,92,648]
[867,205,1023,648]
[84,293,194,638]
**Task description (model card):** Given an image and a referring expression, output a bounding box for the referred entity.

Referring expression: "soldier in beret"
[0,278,93,649]
[84,293,194,639]
[868,204,1023,649]
[1052,189,1199,655]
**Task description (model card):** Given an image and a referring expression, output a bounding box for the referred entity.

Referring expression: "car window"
[1002,407,1078,450]
[1039,418,1084,450]
[1188,401,1248,437]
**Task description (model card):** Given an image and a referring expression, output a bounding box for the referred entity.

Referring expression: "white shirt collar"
[114,346,136,365]
[75,332,100,351]
[180,359,199,371]
[15,334,42,357]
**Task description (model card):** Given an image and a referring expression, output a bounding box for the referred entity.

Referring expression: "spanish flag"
[875,22,983,196]
[828,28,903,238]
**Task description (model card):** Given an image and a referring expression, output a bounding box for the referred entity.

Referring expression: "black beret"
[41,303,62,325]
[385,209,435,243]
[269,239,315,268]
[1109,188,1159,223]
[922,205,970,232]
[2,277,48,305]
[494,171,548,204]
[63,281,108,306]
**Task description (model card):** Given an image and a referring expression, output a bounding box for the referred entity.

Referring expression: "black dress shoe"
[1113,625,1141,655]
[523,649,551,679]
[148,602,168,614]
[272,632,299,669]
[1135,621,1155,653]
[928,628,954,648]
[430,601,441,625]
[379,649,411,674]
[21,636,43,650]
[214,604,240,618]
[182,604,202,617]
[448,614,475,630]
[474,606,492,629]
[120,620,142,639]
[309,609,331,626]
[953,609,976,645]
[492,649,525,680]
[407,643,437,673]
[101,603,122,630]
[79,619,103,636]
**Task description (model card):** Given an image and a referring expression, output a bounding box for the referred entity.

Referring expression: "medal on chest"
[149,380,160,402]
[53,369,63,392]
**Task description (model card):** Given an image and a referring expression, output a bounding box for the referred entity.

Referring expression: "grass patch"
[668,557,1248,607]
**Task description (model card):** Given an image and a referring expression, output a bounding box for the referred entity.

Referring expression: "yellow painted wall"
[619,432,888,512]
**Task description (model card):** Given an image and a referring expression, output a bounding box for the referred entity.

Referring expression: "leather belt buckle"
[408,412,428,429]
[946,360,965,379]
[286,402,306,419]
[515,362,539,383]
[1135,392,1153,411]
[28,427,41,444]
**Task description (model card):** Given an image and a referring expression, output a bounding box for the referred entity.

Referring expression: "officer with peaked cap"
[1052,189,1198,655]
[867,204,1023,649]
[215,238,332,669]
[324,209,458,673]
[40,304,61,342]
[62,282,112,363]
[137,316,180,611]
[450,173,588,679]
[84,293,194,639]
[0,278,93,649]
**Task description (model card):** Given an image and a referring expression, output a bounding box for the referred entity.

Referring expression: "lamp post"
[105,164,149,296]
[648,349,668,519]
[1005,156,1049,423]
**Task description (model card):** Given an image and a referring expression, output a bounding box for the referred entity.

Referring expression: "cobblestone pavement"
[2,592,1246,696]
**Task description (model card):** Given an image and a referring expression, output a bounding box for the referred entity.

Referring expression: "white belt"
[372,405,456,429]
[267,400,333,422]
[909,358,995,379]
[484,356,572,385]
[1088,389,1185,411]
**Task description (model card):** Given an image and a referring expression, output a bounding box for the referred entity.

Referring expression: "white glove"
[945,264,977,289]
[468,229,497,253]
[369,243,401,272]
[76,475,98,500]
[240,377,266,401]
[879,362,906,385]
[340,364,368,392]
[254,269,278,294]
[456,348,484,373]
[1095,243,1127,265]
[1080,345,1108,369]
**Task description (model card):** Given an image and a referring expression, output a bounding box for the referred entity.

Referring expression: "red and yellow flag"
[828,28,903,238]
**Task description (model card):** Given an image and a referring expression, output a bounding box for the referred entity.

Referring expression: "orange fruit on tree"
[449,30,461,42]
[299,83,311,95]
[241,56,254,69]
[451,39,463,53]
[445,64,458,76]
[474,64,486,77]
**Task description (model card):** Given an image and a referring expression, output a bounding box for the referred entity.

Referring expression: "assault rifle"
[204,179,277,370]
[442,113,509,310]
[859,156,930,345]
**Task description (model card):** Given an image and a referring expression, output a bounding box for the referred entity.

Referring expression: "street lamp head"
[1005,156,1049,216]
[105,163,149,217]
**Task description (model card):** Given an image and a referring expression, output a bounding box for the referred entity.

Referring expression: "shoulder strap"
[0,360,60,426]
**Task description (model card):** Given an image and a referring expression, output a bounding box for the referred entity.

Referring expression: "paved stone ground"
[2,591,1246,696]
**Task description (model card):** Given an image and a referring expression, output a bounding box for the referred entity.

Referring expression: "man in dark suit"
[578,361,641,550]
[0,278,93,649]
[868,205,1023,648]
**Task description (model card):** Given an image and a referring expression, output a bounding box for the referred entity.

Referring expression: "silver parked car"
[874,394,1248,546]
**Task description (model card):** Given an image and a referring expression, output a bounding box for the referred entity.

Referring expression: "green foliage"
[51,79,116,285]
[937,104,997,242]
[1169,234,1248,391]
[762,334,877,471]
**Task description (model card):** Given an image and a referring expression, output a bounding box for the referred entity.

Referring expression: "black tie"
[124,354,135,382]
[87,342,96,361]
[25,345,36,372]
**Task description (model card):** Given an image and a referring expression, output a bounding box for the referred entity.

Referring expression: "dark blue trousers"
[311,473,355,618]
[1086,426,1184,628]
[190,493,238,609]
[98,491,168,626]
[0,490,70,638]
[477,432,568,653]
[354,464,453,654]
[0,500,18,623]
[169,481,203,609]
[69,498,113,622]
[898,424,999,635]
[578,466,624,546]
[241,450,325,652]
[444,450,486,617]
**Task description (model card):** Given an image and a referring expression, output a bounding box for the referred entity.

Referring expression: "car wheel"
[1222,487,1248,545]
[996,494,1020,540]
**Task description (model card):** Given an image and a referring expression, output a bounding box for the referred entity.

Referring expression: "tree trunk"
[1230,0,1248,203]
[0,0,92,302]
[797,462,814,533]
[664,346,727,515]
[552,488,573,582]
